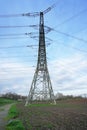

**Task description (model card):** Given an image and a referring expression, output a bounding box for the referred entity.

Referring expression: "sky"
[0,0,87,97]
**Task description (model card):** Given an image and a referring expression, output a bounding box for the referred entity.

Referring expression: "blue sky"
[0,0,87,97]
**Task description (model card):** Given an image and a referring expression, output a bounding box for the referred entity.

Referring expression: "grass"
[7,104,19,119]
[28,103,55,107]
[6,104,25,130]
[0,97,15,106]
[6,119,25,130]
[28,102,83,110]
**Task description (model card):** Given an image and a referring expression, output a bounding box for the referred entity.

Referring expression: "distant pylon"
[25,12,56,105]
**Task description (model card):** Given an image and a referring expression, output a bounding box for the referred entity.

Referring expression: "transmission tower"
[25,12,56,105]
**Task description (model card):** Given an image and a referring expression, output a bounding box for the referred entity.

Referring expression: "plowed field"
[16,98,87,130]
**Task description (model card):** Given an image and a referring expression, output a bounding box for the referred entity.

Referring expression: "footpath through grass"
[6,104,25,130]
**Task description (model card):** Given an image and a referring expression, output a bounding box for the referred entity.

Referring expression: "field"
[16,98,87,130]
[0,97,15,106]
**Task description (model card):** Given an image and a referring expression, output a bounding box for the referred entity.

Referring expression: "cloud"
[48,53,87,95]
[0,59,34,95]
[0,53,87,96]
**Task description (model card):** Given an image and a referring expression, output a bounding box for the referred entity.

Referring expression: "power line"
[0,25,52,34]
[0,32,37,40]
[54,40,87,53]
[0,45,29,49]
[0,36,52,44]
[0,2,57,18]
[70,46,87,53]
[55,8,87,28]
[0,27,51,37]
[0,37,30,40]
[0,45,38,49]
[0,12,39,18]
[0,60,36,64]
[54,29,87,44]
[0,32,37,37]
[0,66,35,70]
[72,26,87,34]
[0,32,52,41]
[0,43,51,49]
[0,55,37,58]
[0,25,38,28]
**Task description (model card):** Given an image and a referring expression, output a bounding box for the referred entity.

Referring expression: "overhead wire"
[0,32,37,37]
[0,2,87,85]
[0,5,86,53]
[53,29,87,44]
[0,32,37,40]
[0,61,33,63]
[53,40,87,53]
[0,37,30,40]
[0,43,51,49]
[0,25,38,28]
[0,45,38,49]
[0,55,36,58]
[54,8,87,28]
[72,25,87,34]
[0,13,25,17]
[0,1,58,18]
[0,12,39,18]
[0,66,35,70]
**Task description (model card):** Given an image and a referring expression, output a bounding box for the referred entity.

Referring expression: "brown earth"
[16,98,87,130]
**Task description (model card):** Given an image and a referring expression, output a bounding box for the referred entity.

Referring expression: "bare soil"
[17,98,87,130]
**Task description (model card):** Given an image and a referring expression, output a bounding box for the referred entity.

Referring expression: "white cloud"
[0,53,87,96]
[48,53,87,95]
[0,59,34,95]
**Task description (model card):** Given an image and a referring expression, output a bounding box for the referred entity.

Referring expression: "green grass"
[6,119,25,130]
[7,104,19,119]
[0,97,15,106]
[28,103,55,107]
[28,102,81,108]
[6,104,25,130]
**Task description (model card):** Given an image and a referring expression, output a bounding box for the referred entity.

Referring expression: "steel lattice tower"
[25,12,56,105]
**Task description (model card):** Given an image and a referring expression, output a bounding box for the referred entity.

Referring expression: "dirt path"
[0,104,12,130]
